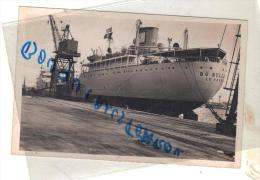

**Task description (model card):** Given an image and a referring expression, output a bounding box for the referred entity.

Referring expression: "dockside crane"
[48,15,80,97]
[208,24,241,137]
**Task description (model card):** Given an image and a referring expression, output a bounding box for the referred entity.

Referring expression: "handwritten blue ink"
[21,41,37,60]
[93,96,184,156]
[117,111,125,124]
[94,96,102,110]
[152,139,161,149]
[84,89,92,101]
[173,148,184,156]
[135,124,143,139]
[57,71,63,80]
[47,58,55,74]
[66,63,72,73]
[140,129,154,145]
[21,41,83,93]
[94,96,110,113]
[79,92,184,157]
[125,118,134,137]
[76,86,80,93]
[72,79,81,93]
[61,64,73,82]
[163,142,172,153]
[111,108,119,119]
[38,49,46,64]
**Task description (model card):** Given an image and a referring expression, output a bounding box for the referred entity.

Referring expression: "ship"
[36,66,51,91]
[77,19,227,119]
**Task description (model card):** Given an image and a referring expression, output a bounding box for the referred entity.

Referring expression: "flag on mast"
[104,27,113,39]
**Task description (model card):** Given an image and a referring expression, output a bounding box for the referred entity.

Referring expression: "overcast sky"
[17,10,241,101]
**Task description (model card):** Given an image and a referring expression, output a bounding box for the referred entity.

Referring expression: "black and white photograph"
[12,7,247,166]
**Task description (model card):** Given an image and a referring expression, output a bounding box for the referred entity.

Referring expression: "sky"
[16,10,241,102]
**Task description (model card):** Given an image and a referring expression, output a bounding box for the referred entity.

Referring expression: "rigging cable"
[219,24,227,49]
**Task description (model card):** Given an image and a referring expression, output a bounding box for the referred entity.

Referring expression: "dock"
[20,95,235,161]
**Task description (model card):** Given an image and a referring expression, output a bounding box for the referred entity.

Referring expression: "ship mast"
[167,37,172,51]
[104,27,113,54]
[135,19,142,55]
[183,28,188,50]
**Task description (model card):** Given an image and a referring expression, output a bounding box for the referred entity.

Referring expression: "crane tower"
[48,15,80,97]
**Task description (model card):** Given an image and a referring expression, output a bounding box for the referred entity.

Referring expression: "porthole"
[200,66,203,69]
[210,67,213,70]
[172,67,174,69]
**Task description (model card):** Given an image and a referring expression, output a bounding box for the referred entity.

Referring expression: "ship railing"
[85,54,138,72]
[138,55,222,65]
[86,54,137,65]
[85,54,223,72]
[85,56,223,73]
[181,56,221,62]
[146,55,222,63]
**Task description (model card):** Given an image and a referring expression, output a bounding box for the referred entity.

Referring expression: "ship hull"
[85,94,203,116]
[76,61,227,116]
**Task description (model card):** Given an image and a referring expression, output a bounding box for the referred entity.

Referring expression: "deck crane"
[48,15,80,97]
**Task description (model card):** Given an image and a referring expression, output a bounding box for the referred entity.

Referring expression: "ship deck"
[20,95,235,162]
